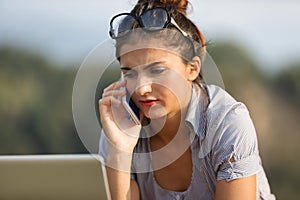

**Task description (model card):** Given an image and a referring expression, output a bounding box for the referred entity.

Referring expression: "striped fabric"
[99,84,276,200]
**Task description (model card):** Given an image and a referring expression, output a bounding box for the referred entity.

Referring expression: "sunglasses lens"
[111,14,136,38]
[141,8,168,30]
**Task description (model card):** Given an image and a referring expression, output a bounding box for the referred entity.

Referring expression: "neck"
[150,105,189,145]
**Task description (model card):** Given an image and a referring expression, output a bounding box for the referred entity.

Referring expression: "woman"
[99,0,275,199]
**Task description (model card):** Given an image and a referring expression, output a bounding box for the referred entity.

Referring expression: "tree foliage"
[0,47,87,154]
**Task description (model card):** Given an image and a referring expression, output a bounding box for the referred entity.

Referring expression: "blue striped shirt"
[99,84,276,200]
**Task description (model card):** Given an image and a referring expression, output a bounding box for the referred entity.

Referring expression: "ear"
[186,56,201,82]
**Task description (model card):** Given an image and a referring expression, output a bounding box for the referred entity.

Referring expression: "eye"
[150,67,166,74]
[123,70,137,79]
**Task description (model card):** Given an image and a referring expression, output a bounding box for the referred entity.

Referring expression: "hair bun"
[161,0,188,15]
[136,0,189,16]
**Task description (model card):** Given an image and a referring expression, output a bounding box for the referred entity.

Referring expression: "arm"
[215,175,256,200]
[106,147,140,200]
[106,166,140,200]
[99,80,141,200]
[211,103,260,200]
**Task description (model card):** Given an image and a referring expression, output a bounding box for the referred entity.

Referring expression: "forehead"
[120,47,183,67]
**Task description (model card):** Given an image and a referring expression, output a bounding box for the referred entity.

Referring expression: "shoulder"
[205,84,252,130]
[205,84,257,143]
[206,84,241,111]
[189,84,252,139]
[201,85,260,180]
[201,85,259,162]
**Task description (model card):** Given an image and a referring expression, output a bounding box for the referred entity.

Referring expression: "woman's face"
[120,48,197,120]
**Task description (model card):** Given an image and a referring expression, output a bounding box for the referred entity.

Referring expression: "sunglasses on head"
[109,7,189,39]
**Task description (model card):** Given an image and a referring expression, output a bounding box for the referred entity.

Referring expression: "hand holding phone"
[121,73,141,125]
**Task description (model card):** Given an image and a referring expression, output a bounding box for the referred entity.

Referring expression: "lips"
[139,99,158,107]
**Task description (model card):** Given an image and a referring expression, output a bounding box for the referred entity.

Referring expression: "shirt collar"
[185,83,208,137]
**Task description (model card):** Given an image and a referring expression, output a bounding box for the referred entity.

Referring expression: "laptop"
[0,154,111,200]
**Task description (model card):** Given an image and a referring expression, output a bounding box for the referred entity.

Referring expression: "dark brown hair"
[115,0,207,83]
[131,0,206,49]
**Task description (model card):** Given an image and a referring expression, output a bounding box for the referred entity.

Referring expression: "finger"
[100,96,136,125]
[99,96,122,109]
[102,88,126,98]
[103,79,126,93]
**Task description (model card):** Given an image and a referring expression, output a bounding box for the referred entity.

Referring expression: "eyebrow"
[120,66,132,71]
[120,61,166,71]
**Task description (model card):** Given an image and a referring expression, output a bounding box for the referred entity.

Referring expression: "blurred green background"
[1,0,300,199]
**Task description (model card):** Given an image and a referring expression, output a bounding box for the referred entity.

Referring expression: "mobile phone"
[121,73,141,125]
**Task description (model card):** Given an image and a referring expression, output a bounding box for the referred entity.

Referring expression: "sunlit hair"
[115,0,207,84]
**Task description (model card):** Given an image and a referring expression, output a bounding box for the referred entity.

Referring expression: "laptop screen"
[0,154,111,200]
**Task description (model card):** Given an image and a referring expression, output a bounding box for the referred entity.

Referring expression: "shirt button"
[175,194,180,200]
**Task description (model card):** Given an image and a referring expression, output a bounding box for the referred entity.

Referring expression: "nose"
[135,76,152,96]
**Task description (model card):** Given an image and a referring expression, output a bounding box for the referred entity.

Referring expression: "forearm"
[106,149,134,200]
[106,167,131,200]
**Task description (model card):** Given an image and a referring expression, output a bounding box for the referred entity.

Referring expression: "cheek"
[125,80,136,95]
[152,85,182,108]
[157,74,190,101]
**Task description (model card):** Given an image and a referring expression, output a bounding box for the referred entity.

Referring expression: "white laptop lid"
[0,154,111,200]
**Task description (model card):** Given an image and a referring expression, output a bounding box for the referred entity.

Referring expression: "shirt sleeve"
[212,103,261,182]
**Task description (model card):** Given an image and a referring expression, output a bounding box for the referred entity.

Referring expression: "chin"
[144,106,168,120]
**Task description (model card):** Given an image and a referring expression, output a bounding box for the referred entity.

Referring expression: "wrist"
[106,146,134,172]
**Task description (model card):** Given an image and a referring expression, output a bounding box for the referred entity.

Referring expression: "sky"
[1,0,300,74]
